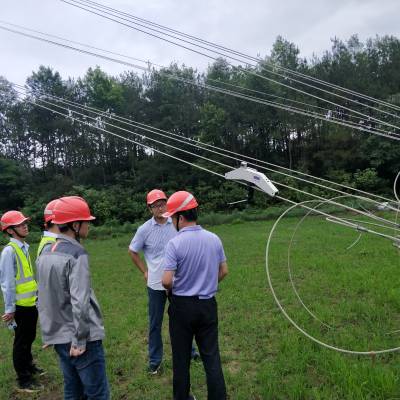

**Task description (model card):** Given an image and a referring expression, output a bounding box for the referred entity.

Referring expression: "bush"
[353,168,382,191]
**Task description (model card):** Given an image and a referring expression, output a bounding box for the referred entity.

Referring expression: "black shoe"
[31,365,46,376]
[17,380,43,393]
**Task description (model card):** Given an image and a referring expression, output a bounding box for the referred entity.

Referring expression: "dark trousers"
[13,305,38,384]
[54,340,109,400]
[168,296,226,400]
[147,287,198,368]
[148,287,168,368]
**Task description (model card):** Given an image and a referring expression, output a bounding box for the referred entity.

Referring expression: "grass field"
[1,213,400,399]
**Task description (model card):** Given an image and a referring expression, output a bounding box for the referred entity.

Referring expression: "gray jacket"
[36,234,105,349]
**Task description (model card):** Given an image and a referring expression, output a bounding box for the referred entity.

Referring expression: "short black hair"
[5,226,17,237]
[58,224,71,233]
[178,208,198,222]
[58,221,85,233]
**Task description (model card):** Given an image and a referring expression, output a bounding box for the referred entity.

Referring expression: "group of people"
[0,189,229,400]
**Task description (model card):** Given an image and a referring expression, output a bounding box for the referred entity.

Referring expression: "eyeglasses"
[14,222,28,228]
[150,202,166,209]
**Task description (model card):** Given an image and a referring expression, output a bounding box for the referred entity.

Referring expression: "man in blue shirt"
[162,191,228,400]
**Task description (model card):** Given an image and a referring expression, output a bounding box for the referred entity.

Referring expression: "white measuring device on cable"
[225,161,278,197]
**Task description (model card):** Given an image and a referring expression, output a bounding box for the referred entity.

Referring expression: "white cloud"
[0,0,399,84]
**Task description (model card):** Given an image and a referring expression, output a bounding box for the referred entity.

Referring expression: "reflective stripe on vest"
[7,242,38,307]
[16,291,38,300]
[37,235,57,258]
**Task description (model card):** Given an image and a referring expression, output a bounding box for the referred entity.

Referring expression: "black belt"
[171,294,214,300]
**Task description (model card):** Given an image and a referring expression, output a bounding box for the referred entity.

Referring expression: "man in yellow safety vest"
[0,210,43,393]
[36,196,109,399]
[37,199,59,258]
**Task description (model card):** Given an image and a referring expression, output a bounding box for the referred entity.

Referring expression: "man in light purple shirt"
[162,191,228,400]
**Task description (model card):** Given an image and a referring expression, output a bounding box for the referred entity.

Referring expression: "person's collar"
[43,231,58,238]
[10,237,29,249]
[57,233,84,248]
[178,225,202,233]
[151,216,172,226]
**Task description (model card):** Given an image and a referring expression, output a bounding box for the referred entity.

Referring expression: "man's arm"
[0,246,16,321]
[162,270,175,290]
[218,261,228,282]
[128,250,148,282]
[128,226,148,283]
[162,240,177,290]
[68,253,91,355]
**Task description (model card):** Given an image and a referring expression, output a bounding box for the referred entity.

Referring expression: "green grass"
[1,214,400,399]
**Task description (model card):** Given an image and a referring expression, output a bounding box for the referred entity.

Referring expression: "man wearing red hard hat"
[162,191,228,400]
[128,189,199,375]
[0,210,43,392]
[36,199,60,258]
[36,196,109,399]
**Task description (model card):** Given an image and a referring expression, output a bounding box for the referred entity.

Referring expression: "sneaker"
[17,380,43,393]
[147,364,161,375]
[191,351,201,361]
[31,365,46,376]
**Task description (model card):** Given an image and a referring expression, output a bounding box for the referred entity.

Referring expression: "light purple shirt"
[163,225,226,299]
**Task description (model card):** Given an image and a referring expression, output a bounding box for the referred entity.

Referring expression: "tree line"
[1,34,400,226]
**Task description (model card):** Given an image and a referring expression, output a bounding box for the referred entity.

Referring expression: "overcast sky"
[1,0,399,85]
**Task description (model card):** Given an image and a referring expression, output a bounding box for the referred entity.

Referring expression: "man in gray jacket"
[36,196,109,400]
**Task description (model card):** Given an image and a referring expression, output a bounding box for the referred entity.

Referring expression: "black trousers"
[13,305,38,383]
[168,296,226,400]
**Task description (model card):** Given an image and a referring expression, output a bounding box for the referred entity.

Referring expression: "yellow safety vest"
[37,235,56,258]
[7,242,38,307]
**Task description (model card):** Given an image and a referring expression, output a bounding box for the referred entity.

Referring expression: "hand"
[2,313,15,323]
[42,344,52,350]
[70,345,86,357]
[143,270,148,283]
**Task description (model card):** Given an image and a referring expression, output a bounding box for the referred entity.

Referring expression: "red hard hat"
[1,211,30,231]
[162,191,198,218]
[147,189,167,205]
[44,199,59,223]
[52,196,96,225]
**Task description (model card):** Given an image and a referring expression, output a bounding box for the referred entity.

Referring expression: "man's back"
[36,234,104,345]
[163,225,226,299]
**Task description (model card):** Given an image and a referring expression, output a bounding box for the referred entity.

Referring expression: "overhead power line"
[0,20,365,124]
[1,22,399,141]
[10,82,398,208]
[7,84,400,235]
[61,0,400,126]
[73,0,400,114]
